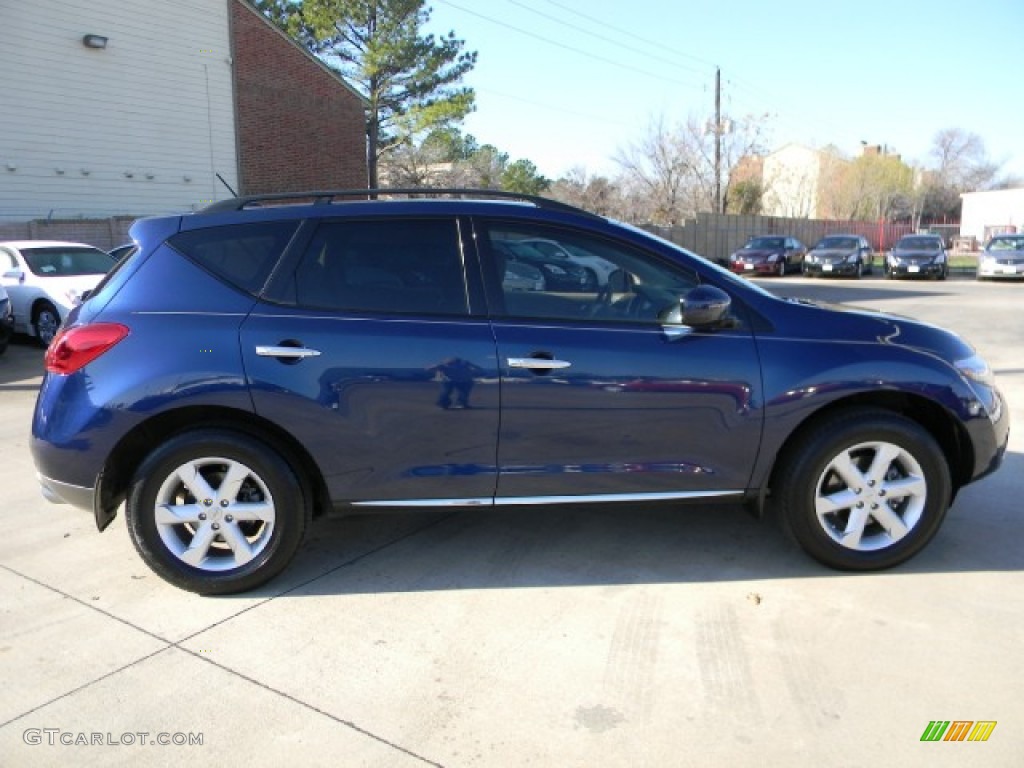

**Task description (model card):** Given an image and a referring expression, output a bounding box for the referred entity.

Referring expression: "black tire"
[582,268,599,291]
[777,260,786,277]
[126,430,309,594]
[773,409,951,571]
[854,261,863,279]
[33,302,61,348]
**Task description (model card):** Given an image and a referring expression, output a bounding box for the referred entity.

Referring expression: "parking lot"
[1,274,1021,767]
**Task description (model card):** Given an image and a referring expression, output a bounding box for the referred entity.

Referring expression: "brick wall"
[231,1,368,194]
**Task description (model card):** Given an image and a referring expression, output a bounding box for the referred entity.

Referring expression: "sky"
[422,0,1024,182]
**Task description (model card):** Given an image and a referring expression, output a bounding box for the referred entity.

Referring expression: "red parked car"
[728,236,806,277]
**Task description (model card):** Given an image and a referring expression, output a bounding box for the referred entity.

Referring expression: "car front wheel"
[33,302,61,347]
[126,430,308,594]
[774,409,951,570]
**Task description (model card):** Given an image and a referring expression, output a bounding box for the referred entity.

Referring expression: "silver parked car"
[977,234,1024,280]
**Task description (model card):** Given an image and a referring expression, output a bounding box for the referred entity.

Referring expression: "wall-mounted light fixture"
[82,34,108,50]
[124,170,134,178]
[55,168,65,175]
[6,163,17,172]
[80,169,91,176]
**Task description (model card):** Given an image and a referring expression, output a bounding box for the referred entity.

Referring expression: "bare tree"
[614,112,770,224]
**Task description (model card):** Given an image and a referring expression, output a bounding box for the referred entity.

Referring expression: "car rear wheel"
[33,302,61,348]
[126,430,308,594]
[776,260,786,277]
[774,409,951,570]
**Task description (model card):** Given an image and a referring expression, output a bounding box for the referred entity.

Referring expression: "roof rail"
[199,188,599,218]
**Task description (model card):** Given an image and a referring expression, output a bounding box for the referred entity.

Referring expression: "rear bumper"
[37,472,96,511]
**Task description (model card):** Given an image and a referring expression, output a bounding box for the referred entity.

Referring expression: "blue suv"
[31,190,1009,593]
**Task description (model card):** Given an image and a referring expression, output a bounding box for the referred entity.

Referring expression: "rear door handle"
[508,357,571,370]
[256,345,322,359]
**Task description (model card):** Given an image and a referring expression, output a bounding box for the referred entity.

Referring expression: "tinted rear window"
[169,221,298,295]
[291,219,468,316]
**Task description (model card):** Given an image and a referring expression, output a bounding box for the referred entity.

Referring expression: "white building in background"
[960,188,1024,243]
[0,0,238,222]
[761,144,829,218]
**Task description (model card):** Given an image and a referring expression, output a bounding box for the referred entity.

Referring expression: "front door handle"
[508,357,571,370]
[256,345,322,359]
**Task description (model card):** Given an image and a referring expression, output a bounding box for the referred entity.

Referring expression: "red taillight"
[45,323,130,374]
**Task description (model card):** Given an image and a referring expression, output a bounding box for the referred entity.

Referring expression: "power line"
[436,0,707,91]
[505,0,710,77]
[542,0,719,70]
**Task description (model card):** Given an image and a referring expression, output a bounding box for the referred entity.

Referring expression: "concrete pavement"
[1,275,1021,766]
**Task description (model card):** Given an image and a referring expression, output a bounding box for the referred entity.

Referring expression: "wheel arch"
[96,405,330,530]
[753,392,972,517]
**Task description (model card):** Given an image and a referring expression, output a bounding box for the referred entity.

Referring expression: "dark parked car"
[886,235,948,280]
[804,235,874,278]
[492,239,590,292]
[31,190,1008,594]
[728,236,806,277]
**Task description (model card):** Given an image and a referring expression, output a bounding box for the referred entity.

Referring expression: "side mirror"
[662,285,732,339]
[2,269,23,280]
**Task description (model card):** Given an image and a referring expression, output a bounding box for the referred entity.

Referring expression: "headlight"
[545,265,566,275]
[767,254,779,262]
[846,253,860,263]
[955,354,995,388]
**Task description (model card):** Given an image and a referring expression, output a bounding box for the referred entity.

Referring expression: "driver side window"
[484,223,698,325]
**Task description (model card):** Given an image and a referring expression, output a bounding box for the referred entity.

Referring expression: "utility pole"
[714,67,722,214]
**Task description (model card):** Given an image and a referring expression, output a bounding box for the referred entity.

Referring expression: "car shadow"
[761,279,951,304]
[0,336,44,389]
[234,448,1024,599]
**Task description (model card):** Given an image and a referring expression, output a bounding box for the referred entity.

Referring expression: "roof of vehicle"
[198,187,602,219]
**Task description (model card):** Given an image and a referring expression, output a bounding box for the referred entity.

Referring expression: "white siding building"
[960,188,1024,243]
[1,0,239,222]
[762,144,825,218]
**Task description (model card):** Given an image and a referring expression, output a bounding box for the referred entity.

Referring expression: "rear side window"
[169,221,298,296]
[291,219,468,316]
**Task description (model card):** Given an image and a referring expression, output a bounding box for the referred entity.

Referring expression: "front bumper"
[977,261,1024,278]
[731,261,779,275]
[889,262,944,278]
[804,261,859,276]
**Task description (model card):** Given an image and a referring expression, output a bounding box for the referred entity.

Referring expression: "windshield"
[896,237,940,250]
[815,237,858,250]
[745,237,784,249]
[21,246,113,277]
[989,236,1024,251]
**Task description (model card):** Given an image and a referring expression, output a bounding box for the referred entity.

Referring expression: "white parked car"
[0,240,114,346]
[518,238,618,288]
